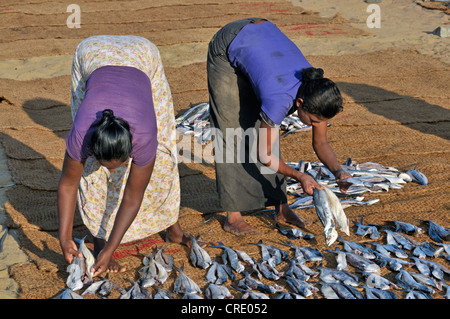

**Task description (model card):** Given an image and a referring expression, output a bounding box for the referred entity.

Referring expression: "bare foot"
[223,212,259,236]
[106,258,126,273]
[165,222,207,248]
[274,203,311,228]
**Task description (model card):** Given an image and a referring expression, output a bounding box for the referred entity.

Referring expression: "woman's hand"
[91,248,125,277]
[60,238,82,264]
[335,169,353,193]
[297,172,323,195]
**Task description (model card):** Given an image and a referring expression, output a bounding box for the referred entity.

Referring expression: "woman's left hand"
[335,169,353,193]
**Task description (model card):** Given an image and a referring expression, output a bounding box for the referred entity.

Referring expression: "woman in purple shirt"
[59,36,192,277]
[207,18,351,236]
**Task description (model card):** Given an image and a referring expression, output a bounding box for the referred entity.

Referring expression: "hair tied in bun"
[301,67,324,82]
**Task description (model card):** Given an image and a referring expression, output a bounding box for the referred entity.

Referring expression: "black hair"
[296,67,343,119]
[91,109,132,163]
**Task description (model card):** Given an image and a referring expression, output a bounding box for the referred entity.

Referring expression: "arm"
[257,121,323,195]
[58,151,84,263]
[92,158,155,276]
[311,121,351,191]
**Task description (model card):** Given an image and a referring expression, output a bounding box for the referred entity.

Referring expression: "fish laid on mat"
[173,264,202,295]
[189,235,212,269]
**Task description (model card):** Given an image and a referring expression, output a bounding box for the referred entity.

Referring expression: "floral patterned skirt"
[71,35,180,243]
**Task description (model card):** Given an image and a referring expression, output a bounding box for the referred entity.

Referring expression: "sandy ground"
[0,0,448,300]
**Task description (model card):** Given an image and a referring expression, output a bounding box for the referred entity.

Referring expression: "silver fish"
[120,279,152,299]
[391,221,424,237]
[205,284,234,299]
[74,236,95,284]
[352,217,380,239]
[151,244,174,272]
[410,272,443,291]
[285,260,312,281]
[279,240,323,262]
[183,293,204,299]
[173,264,202,295]
[405,290,433,299]
[189,235,212,269]
[53,288,83,299]
[337,237,376,260]
[288,195,313,209]
[251,258,283,281]
[373,252,413,272]
[318,267,359,287]
[212,242,245,273]
[364,286,397,299]
[406,168,428,185]
[285,276,318,298]
[81,276,126,297]
[275,292,305,299]
[329,249,380,274]
[323,282,363,299]
[205,258,235,284]
[66,256,85,291]
[231,284,270,299]
[249,240,289,265]
[238,271,283,294]
[422,220,450,243]
[275,223,314,240]
[153,286,174,299]
[341,197,380,209]
[363,272,399,290]
[313,187,338,246]
[373,243,408,259]
[384,230,417,250]
[233,249,255,265]
[139,252,169,287]
[395,270,435,294]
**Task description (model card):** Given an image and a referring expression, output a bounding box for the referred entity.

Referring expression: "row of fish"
[175,102,315,144]
[284,158,429,245]
[55,219,449,299]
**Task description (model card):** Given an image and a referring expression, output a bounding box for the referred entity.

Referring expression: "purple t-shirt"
[66,65,158,167]
[227,21,312,126]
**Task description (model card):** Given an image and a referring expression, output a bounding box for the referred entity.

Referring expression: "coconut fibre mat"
[0,0,449,299]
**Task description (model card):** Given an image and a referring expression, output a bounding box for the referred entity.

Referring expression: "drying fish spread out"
[53,156,449,300]
[175,102,319,144]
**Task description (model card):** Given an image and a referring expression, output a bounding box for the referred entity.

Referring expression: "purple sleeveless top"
[65,66,158,167]
[227,21,312,126]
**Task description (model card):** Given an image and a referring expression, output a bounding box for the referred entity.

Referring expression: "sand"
[0,0,448,300]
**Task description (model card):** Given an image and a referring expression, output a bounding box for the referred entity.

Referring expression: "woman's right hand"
[60,238,82,264]
[297,172,323,195]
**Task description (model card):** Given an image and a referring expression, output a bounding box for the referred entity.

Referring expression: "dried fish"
[364,286,397,299]
[173,264,202,295]
[238,271,283,294]
[279,240,323,262]
[406,168,428,185]
[231,284,270,299]
[189,235,212,269]
[74,236,95,285]
[390,220,424,237]
[318,267,359,287]
[275,223,314,240]
[205,258,235,284]
[285,276,318,298]
[395,270,435,294]
[337,237,376,260]
[422,220,450,243]
[212,242,245,273]
[66,256,85,291]
[120,279,152,299]
[205,283,234,299]
[352,217,380,239]
[249,240,289,265]
[53,288,83,299]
